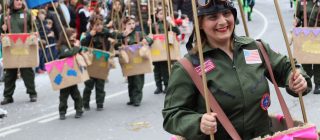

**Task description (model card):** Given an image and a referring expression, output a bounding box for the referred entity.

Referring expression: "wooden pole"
[33,21,49,63]
[148,0,152,34]
[3,0,7,34]
[51,1,72,49]
[161,0,172,75]
[166,0,172,31]
[136,0,145,37]
[303,0,307,27]
[237,0,250,37]
[191,0,214,139]
[40,20,55,60]
[152,0,157,24]
[273,0,308,123]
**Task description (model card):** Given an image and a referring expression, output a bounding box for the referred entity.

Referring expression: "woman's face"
[200,10,235,43]
[125,19,136,30]
[113,1,122,12]
[14,0,23,10]
[156,10,164,21]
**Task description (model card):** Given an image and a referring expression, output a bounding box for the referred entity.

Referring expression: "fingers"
[289,70,307,93]
[200,113,218,135]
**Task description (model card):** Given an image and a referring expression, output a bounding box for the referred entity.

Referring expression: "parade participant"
[295,0,320,94]
[148,7,180,94]
[105,0,124,30]
[75,0,90,39]
[122,16,153,106]
[56,28,83,120]
[80,14,120,111]
[47,2,68,40]
[36,10,57,74]
[246,0,255,21]
[0,0,38,105]
[162,0,312,139]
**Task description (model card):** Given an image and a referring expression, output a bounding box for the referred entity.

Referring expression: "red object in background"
[174,18,183,26]
[89,0,98,11]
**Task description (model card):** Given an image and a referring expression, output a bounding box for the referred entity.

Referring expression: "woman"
[162,1,312,139]
[295,0,320,94]
[0,0,38,105]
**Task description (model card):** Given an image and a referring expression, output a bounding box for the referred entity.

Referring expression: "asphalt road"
[0,0,319,140]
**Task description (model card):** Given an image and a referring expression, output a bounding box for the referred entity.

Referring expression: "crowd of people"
[0,0,318,139]
[0,0,191,120]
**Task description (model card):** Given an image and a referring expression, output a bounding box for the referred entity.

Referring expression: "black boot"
[314,84,320,94]
[1,98,14,105]
[59,114,66,120]
[126,101,134,105]
[83,103,90,111]
[75,112,83,118]
[97,104,103,111]
[154,88,163,94]
[29,95,37,102]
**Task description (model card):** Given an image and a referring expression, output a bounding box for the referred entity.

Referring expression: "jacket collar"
[202,35,255,54]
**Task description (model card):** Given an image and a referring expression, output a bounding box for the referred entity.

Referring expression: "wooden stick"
[40,19,55,60]
[191,0,214,139]
[166,0,172,31]
[152,0,157,24]
[148,0,152,35]
[51,1,71,49]
[303,0,307,27]
[161,0,172,75]
[237,0,250,37]
[273,0,308,123]
[3,0,7,34]
[33,21,49,63]
[136,0,145,37]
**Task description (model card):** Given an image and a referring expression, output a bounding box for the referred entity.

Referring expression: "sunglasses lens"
[197,0,210,7]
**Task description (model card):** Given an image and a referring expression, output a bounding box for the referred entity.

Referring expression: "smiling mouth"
[216,26,228,32]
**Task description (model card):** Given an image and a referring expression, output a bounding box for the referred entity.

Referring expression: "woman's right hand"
[2,24,7,32]
[200,113,218,135]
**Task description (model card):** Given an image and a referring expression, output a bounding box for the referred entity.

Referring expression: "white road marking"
[0,128,21,137]
[0,82,155,134]
[253,8,269,39]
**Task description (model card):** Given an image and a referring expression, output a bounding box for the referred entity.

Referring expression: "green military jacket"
[296,0,320,27]
[152,21,181,35]
[162,36,311,140]
[58,45,81,59]
[0,9,32,33]
[81,28,123,51]
[123,30,153,45]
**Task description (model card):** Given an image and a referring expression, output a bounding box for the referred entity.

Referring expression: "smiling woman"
[162,0,312,139]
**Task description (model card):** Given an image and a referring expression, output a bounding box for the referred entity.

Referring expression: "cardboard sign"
[1,33,39,68]
[86,48,111,80]
[292,27,320,64]
[45,56,89,90]
[151,32,181,62]
[120,44,153,76]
